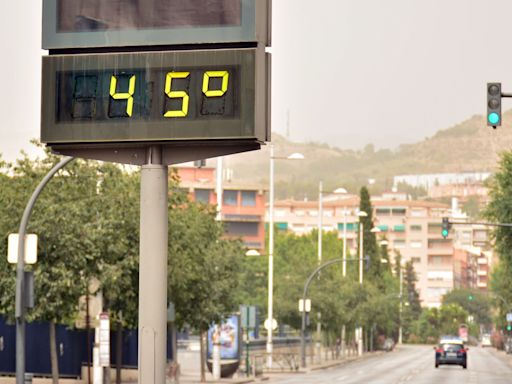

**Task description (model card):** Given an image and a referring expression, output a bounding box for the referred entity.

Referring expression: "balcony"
[477,257,488,265]
[477,281,488,288]
[477,270,487,276]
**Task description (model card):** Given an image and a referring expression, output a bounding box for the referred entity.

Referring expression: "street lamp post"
[316,183,348,360]
[267,145,304,369]
[380,248,404,346]
[356,211,367,356]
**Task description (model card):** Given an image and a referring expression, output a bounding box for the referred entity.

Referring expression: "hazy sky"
[2,0,512,162]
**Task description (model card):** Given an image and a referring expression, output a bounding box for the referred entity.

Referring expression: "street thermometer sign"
[38,2,272,384]
[41,0,271,164]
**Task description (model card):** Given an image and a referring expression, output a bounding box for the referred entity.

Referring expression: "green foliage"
[485,150,512,327]
[358,187,381,279]
[411,304,469,343]
[442,288,491,325]
[168,198,244,332]
[235,227,402,343]
[0,147,243,337]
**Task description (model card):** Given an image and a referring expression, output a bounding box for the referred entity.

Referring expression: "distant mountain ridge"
[221,112,512,199]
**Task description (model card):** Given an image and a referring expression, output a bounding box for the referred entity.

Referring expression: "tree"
[358,187,381,278]
[167,190,244,381]
[0,152,106,383]
[484,150,512,327]
[442,288,491,326]
[404,260,421,317]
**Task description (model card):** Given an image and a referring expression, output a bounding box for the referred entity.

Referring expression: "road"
[271,345,512,384]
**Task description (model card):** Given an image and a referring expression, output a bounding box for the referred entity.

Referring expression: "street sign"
[7,234,38,264]
[506,313,512,322]
[240,305,257,328]
[264,318,277,331]
[298,299,311,313]
[99,312,110,367]
[43,0,271,49]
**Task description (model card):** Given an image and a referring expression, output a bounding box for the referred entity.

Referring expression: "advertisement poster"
[207,315,240,360]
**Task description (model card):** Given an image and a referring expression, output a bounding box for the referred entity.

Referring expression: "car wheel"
[462,363,467,369]
[435,363,439,368]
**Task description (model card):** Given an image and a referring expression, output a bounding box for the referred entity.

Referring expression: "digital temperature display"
[56,67,238,122]
[41,48,269,145]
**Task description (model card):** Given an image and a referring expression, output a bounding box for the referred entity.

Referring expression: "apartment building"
[271,195,467,307]
[177,166,266,251]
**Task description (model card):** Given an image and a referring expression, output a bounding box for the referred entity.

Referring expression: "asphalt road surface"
[271,345,512,384]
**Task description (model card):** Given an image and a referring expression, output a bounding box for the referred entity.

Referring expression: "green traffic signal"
[507,324,512,331]
[488,112,500,125]
[441,217,451,239]
[468,295,474,301]
[487,83,502,127]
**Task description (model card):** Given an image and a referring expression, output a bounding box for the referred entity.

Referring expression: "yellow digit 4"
[203,71,229,97]
[109,75,136,117]
[164,72,190,118]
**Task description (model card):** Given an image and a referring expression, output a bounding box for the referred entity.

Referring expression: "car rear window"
[440,343,463,351]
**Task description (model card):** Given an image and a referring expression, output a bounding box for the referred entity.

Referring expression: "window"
[275,209,286,218]
[223,190,238,206]
[276,222,288,231]
[410,224,422,231]
[378,224,389,232]
[376,208,391,216]
[428,271,453,282]
[394,239,406,248]
[224,222,258,237]
[430,256,444,265]
[426,287,450,298]
[412,257,421,263]
[410,209,426,217]
[338,223,357,231]
[241,191,256,207]
[392,208,407,216]
[309,210,318,217]
[410,241,422,249]
[394,224,406,232]
[295,210,305,217]
[194,189,210,204]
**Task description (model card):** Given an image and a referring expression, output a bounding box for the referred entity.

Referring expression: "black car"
[434,341,468,369]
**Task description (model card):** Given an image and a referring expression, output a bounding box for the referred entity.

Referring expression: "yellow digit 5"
[203,71,229,97]
[109,75,136,117]
[164,72,190,118]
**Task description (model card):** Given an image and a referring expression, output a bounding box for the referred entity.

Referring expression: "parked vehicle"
[504,337,512,354]
[481,334,492,347]
[434,339,468,369]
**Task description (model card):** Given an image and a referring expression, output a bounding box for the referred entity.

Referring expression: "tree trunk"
[200,331,206,383]
[49,321,59,384]
[116,321,123,384]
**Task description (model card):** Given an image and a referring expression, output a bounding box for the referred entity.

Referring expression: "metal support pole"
[341,206,347,356]
[316,182,323,362]
[15,156,74,384]
[398,264,403,345]
[138,146,168,384]
[267,144,275,369]
[357,221,364,357]
[300,258,343,368]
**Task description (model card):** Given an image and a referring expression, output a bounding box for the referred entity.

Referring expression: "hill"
[221,112,512,199]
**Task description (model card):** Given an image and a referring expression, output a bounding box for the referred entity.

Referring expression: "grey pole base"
[138,162,168,384]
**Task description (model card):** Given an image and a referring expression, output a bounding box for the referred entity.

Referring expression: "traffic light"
[487,82,502,128]
[468,295,474,301]
[441,217,451,238]
[507,323,512,332]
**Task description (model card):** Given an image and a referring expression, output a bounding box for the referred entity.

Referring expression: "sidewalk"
[154,349,385,384]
